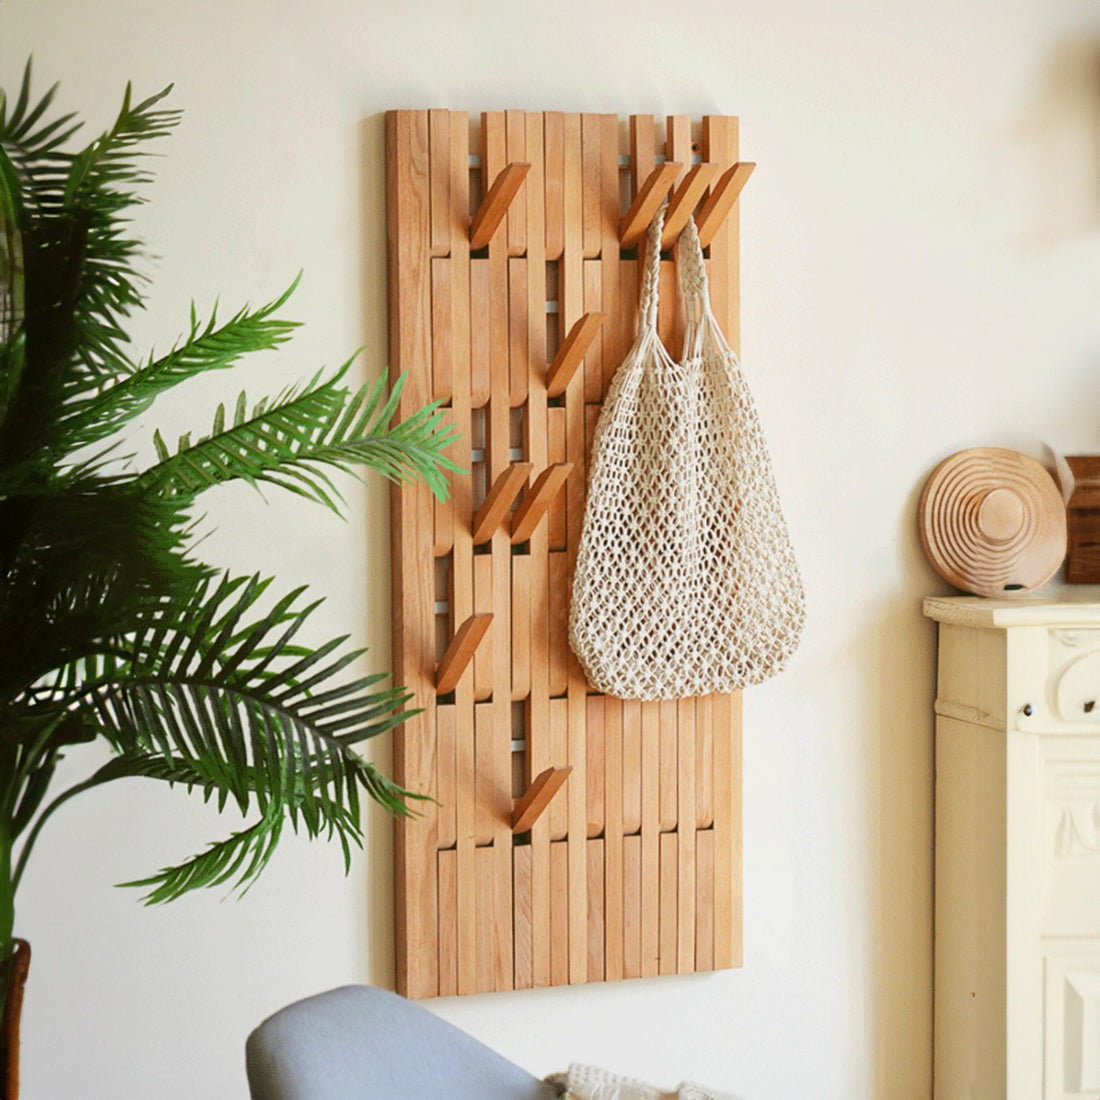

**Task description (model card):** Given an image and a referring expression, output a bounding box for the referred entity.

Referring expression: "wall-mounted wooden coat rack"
[386,109,749,999]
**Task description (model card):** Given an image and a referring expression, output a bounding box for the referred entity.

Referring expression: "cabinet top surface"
[923,586,1100,627]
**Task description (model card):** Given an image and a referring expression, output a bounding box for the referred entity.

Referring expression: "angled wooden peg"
[512,765,573,833]
[470,162,531,250]
[546,312,606,398]
[436,613,493,695]
[619,162,683,248]
[695,161,755,250]
[472,462,533,544]
[661,163,720,248]
[510,463,573,544]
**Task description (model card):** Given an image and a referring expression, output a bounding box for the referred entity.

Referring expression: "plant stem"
[0,818,14,1015]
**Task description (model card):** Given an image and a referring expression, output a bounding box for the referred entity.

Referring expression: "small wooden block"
[661,163,720,248]
[513,765,573,833]
[696,162,755,250]
[619,162,684,248]
[436,613,494,695]
[472,462,533,544]
[470,162,531,250]
[546,312,607,398]
[510,463,574,544]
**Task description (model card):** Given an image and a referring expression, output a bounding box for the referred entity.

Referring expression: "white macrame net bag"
[569,203,805,700]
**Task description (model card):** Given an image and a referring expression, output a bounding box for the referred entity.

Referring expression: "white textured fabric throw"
[569,203,805,700]
[545,1062,742,1100]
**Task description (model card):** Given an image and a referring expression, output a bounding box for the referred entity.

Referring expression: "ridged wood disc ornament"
[919,447,1067,597]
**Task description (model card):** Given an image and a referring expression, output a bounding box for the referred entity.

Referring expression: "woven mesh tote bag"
[568,204,805,701]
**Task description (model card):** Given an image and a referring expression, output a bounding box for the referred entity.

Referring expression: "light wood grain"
[586,693,605,837]
[659,831,678,976]
[619,162,683,248]
[640,701,660,977]
[438,848,458,996]
[511,554,531,701]
[511,463,573,544]
[472,463,532,545]
[661,163,719,248]
[544,112,564,262]
[436,612,492,696]
[623,834,642,980]
[505,111,527,256]
[604,694,624,981]
[696,162,754,250]
[676,696,697,972]
[513,843,533,989]
[587,838,605,982]
[546,312,606,398]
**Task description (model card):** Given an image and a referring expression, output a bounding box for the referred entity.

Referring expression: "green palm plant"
[0,60,457,1042]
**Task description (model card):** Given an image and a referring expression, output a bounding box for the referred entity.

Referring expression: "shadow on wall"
[865,475,948,1099]
[1014,34,1100,244]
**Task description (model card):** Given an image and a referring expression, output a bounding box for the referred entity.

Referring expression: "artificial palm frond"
[139,367,460,510]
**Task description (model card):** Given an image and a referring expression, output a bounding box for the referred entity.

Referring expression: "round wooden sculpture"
[919,447,1067,597]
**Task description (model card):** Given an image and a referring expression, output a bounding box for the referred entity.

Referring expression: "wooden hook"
[695,161,755,250]
[619,162,683,248]
[512,765,573,833]
[436,613,493,695]
[510,463,573,544]
[470,162,531,250]
[661,163,720,249]
[472,462,533,544]
[546,312,606,398]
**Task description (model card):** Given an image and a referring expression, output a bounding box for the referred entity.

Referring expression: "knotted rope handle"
[637,199,667,334]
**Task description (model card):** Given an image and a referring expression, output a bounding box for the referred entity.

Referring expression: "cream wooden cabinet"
[925,592,1100,1100]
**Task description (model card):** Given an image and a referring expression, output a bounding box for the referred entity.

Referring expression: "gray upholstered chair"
[246,985,559,1100]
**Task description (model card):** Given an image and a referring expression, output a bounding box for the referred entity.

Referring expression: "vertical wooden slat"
[659,831,678,976]
[587,838,605,982]
[513,844,533,989]
[476,845,496,993]
[544,112,564,262]
[431,260,454,557]
[445,109,477,998]
[600,113,623,393]
[550,839,570,986]
[505,110,527,255]
[622,698,642,835]
[629,115,656,197]
[640,702,660,978]
[696,693,714,828]
[469,258,491,409]
[582,260,604,402]
[525,111,552,989]
[473,555,493,702]
[549,696,569,840]
[586,694,605,837]
[547,407,568,550]
[623,834,642,979]
[713,690,743,968]
[429,110,452,258]
[438,849,458,996]
[658,698,678,831]
[509,257,529,406]
[702,116,739,347]
[436,704,457,850]
[604,694,624,981]
[676,697,697,972]
[511,555,531,701]
[582,113,603,258]
[695,828,715,972]
[547,552,569,698]
[474,702,495,845]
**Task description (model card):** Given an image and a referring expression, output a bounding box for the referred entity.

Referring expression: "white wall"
[3,1,1100,1097]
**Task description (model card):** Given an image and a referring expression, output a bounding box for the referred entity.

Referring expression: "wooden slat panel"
[475,702,495,845]
[438,848,458,996]
[476,845,496,993]
[513,844,533,989]
[547,408,567,549]
[431,260,454,557]
[587,838,605,982]
[548,552,569,698]
[470,258,491,408]
[387,109,438,1001]
[676,696,697,973]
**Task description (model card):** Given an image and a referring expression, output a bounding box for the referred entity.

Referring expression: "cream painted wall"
[2,1,1100,1097]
